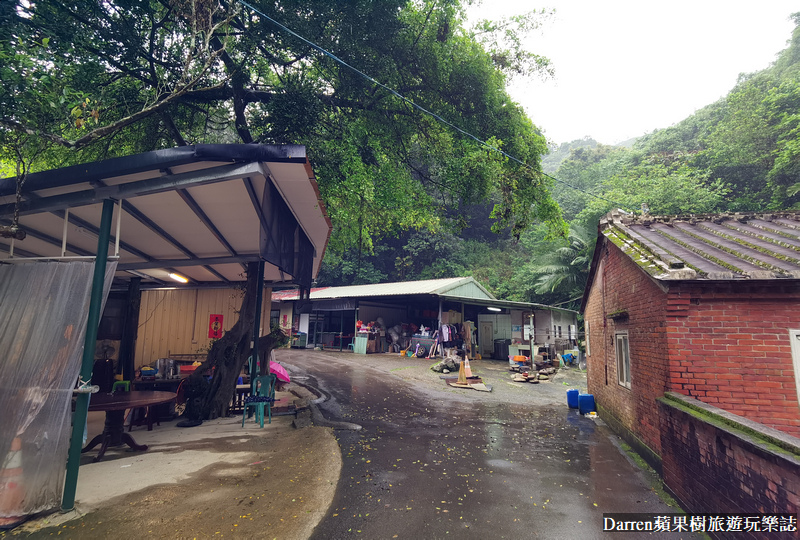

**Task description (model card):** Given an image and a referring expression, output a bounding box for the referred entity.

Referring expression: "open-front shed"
[0,144,330,521]
[271,277,578,362]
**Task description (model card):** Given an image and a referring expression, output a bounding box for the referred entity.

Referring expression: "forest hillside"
[2,4,798,313]
[319,14,800,312]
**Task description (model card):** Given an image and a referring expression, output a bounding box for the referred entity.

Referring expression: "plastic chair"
[111,380,130,392]
[242,374,276,428]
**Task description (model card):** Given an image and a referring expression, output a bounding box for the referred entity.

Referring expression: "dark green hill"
[319,14,800,310]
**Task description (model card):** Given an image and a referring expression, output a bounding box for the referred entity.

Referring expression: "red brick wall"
[585,240,800,451]
[585,240,671,454]
[659,393,800,530]
[666,283,800,438]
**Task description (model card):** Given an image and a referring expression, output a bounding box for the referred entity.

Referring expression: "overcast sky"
[467,1,799,146]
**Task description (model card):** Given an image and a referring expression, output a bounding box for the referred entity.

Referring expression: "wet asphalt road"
[293,353,702,540]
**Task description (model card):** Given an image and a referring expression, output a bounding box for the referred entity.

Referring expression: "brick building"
[581,210,800,462]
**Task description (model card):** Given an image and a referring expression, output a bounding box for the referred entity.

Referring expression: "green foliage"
[480,15,800,307]
[764,78,800,207]
[1,0,563,265]
[7,3,800,310]
[541,137,599,174]
[549,144,629,221]
[504,223,594,310]
[400,231,468,279]
[314,6,798,300]
[470,8,554,79]
[578,159,729,224]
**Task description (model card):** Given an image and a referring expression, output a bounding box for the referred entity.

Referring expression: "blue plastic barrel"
[567,389,579,409]
[579,393,596,414]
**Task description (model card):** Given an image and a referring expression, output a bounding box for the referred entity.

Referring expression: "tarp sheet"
[260,178,314,287]
[0,260,116,519]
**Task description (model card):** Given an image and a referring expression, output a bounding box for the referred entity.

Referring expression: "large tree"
[1,0,564,254]
[2,0,564,416]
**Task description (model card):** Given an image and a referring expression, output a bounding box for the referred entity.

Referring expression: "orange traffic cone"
[0,437,26,529]
[457,360,467,385]
[464,358,473,378]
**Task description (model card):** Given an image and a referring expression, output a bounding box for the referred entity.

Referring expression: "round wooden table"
[81,391,176,462]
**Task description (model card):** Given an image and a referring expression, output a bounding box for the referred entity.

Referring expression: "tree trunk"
[183,262,290,420]
[188,262,258,420]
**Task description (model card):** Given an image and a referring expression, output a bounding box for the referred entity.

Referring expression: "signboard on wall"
[208,314,223,339]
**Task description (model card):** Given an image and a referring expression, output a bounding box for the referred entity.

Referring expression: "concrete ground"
[5,385,341,539]
[4,351,592,539]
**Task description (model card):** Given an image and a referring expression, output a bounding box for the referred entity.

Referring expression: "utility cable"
[550,295,583,307]
[236,0,633,212]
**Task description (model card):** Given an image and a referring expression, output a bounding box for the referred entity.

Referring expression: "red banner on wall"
[208,314,223,339]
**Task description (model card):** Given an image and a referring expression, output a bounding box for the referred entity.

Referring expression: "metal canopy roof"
[271,277,578,314]
[273,277,494,301]
[0,145,331,288]
[598,209,800,281]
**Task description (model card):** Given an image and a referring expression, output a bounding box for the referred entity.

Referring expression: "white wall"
[299,313,309,334]
[531,309,578,346]
[477,314,512,340]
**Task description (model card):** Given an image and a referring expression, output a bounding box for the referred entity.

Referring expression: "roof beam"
[51,209,154,262]
[175,187,245,273]
[0,162,262,218]
[120,200,230,283]
[0,219,94,256]
[117,254,262,271]
[244,176,268,233]
[0,242,40,258]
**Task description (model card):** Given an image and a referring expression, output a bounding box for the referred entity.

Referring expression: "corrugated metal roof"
[443,295,578,314]
[601,210,800,280]
[0,145,332,288]
[271,287,330,301]
[273,277,578,314]
[272,277,495,301]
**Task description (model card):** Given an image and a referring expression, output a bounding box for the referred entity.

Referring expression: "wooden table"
[81,391,176,462]
[132,377,185,392]
[131,378,187,423]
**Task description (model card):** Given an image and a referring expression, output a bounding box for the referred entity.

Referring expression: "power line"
[235,0,633,211]
[550,295,583,307]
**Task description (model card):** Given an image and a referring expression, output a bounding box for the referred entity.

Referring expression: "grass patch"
[617,440,683,510]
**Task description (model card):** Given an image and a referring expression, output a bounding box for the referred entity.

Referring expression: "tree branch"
[161,111,188,146]
[1,77,226,150]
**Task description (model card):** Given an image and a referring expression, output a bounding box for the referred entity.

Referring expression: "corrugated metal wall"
[135,287,273,368]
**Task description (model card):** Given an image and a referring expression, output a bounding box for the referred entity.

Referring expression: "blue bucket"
[578,393,596,414]
[567,389,579,409]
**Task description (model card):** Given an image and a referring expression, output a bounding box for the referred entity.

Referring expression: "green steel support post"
[61,199,114,512]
